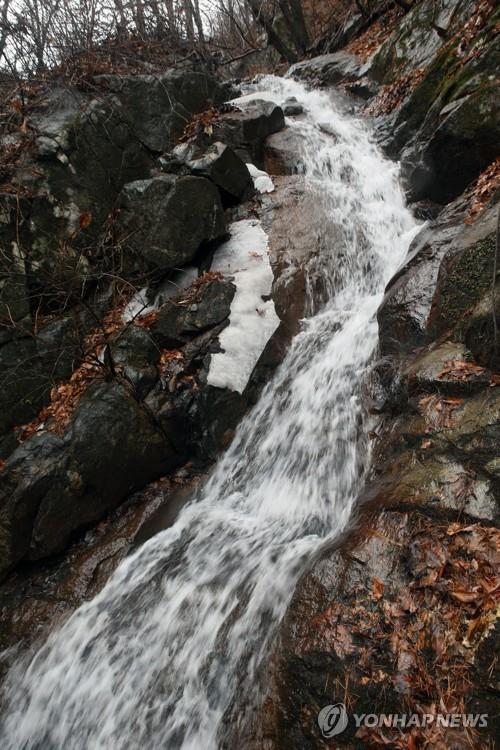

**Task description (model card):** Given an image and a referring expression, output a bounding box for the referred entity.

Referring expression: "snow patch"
[122,267,199,323]
[208,219,280,394]
[246,163,274,194]
[122,287,155,323]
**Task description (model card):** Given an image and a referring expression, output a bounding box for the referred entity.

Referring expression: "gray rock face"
[212,100,285,166]
[289,51,364,86]
[96,70,230,153]
[403,86,500,204]
[377,200,497,355]
[369,0,472,84]
[0,380,177,577]
[117,174,226,276]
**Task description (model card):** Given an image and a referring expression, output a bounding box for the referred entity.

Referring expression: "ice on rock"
[246,163,275,193]
[208,219,280,393]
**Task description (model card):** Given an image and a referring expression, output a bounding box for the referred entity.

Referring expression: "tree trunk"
[278,0,310,54]
[246,0,296,62]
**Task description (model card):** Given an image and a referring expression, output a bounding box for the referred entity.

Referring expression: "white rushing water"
[0,76,418,749]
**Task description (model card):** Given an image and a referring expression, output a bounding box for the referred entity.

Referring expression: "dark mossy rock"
[95,70,230,153]
[0,431,67,579]
[172,141,254,208]
[0,337,49,451]
[427,209,498,338]
[5,70,229,310]
[404,85,500,204]
[383,10,500,200]
[110,325,160,399]
[0,379,179,577]
[152,278,236,349]
[211,100,285,167]
[377,199,497,355]
[463,284,500,371]
[378,203,461,355]
[0,194,31,334]
[36,310,92,382]
[368,0,472,85]
[117,175,226,277]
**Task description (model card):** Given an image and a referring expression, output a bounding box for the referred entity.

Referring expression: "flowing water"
[0,76,418,749]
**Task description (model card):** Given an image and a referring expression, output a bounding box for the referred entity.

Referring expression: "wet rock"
[0,431,68,579]
[404,86,500,204]
[0,469,203,665]
[173,141,254,207]
[152,278,236,349]
[282,97,303,116]
[405,341,491,396]
[377,197,495,355]
[250,507,499,749]
[369,0,471,84]
[463,284,500,371]
[0,380,178,577]
[427,205,498,338]
[213,100,285,167]
[289,51,363,86]
[110,325,160,399]
[117,175,226,277]
[264,129,301,175]
[5,70,229,309]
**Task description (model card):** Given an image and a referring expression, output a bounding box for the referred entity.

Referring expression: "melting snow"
[208,219,280,394]
[122,267,199,322]
[246,163,274,193]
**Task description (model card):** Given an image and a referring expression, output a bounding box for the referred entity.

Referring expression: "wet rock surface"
[117,174,226,276]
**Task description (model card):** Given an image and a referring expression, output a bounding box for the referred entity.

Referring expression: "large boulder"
[95,70,230,153]
[379,10,499,202]
[212,100,285,167]
[152,278,235,349]
[117,174,226,277]
[172,141,254,207]
[403,85,499,204]
[289,51,364,86]
[377,200,498,355]
[0,380,178,577]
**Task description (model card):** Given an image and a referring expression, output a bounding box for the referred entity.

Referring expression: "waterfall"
[0,76,418,750]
